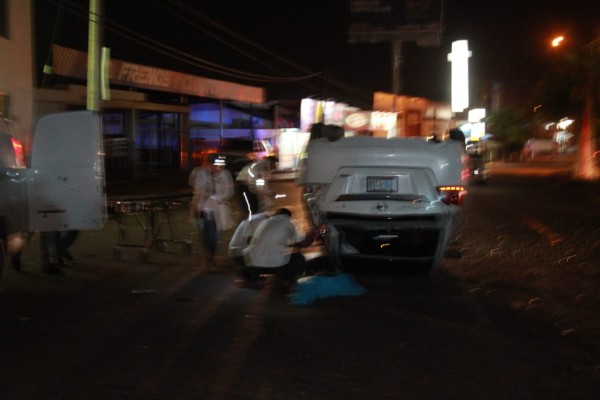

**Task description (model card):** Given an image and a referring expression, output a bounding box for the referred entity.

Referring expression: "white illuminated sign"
[468,108,485,123]
[448,40,472,113]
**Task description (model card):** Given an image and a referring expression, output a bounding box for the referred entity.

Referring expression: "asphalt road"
[1,164,599,399]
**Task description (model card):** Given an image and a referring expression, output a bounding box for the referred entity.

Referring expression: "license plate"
[367,176,398,193]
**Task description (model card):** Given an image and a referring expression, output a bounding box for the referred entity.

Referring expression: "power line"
[40,0,372,104]
[43,0,324,83]
[161,0,372,99]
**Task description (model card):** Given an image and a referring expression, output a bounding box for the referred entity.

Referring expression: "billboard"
[349,0,444,42]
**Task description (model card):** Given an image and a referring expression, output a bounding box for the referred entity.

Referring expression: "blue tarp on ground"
[287,273,367,306]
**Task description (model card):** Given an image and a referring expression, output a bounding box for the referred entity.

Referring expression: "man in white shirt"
[237,208,315,286]
[228,212,270,259]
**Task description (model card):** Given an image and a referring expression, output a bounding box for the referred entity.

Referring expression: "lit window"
[0,93,8,117]
[0,0,8,39]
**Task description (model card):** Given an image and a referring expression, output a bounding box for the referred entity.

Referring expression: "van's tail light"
[11,137,26,168]
[437,185,467,206]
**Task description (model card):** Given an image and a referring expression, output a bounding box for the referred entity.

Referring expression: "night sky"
[34,0,600,108]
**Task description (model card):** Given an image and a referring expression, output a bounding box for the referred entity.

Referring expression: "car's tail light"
[437,185,467,206]
[11,137,26,168]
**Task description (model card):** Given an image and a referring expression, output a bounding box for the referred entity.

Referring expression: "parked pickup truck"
[298,130,469,275]
[0,111,106,279]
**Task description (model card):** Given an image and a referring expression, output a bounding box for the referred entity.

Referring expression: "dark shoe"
[273,276,296,292]
[205,255,215,271]
[61,251,74,262]
[234,279,261,289]
[11,255,22,272]
[42,264,63,275]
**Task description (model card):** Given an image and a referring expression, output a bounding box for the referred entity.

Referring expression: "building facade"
[0,0,34,147]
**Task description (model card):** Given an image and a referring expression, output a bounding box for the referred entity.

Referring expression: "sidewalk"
[106,171,193,201]
[11,172,221,276]
[4,169,312,279]
[103,170,246,267]
[105,169,298,201]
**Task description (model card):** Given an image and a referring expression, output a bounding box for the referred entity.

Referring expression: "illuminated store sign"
[52,45,265,104]
[448,40,471,113]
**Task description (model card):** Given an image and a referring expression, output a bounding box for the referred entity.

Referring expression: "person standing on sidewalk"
[37,229,80,274]
[189,155,234,268]
[58,230,79,263]
[203,157,235,267]
[39,231,62,275]
[189,155,216,267]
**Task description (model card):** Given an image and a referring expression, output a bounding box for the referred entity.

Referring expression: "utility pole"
[574,37,598,181]
[87,0,101,112]
[391,39,404,95]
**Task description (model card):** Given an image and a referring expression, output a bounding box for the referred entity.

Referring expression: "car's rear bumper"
[319,208,459,271]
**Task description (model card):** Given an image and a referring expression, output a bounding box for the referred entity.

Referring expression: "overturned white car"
[298,128,469,274]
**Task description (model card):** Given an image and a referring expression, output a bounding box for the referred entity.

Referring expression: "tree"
[534,38,599,180]
[484,108,532,160]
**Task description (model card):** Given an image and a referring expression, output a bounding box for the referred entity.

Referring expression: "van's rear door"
[28,111,106,232]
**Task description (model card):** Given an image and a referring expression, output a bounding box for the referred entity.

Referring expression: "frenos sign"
[52,45,265,104]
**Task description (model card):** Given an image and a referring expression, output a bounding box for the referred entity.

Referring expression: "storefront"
[38,45,278,180]
[373,92,453,138]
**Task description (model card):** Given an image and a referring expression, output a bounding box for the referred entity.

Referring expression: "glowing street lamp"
[551,36,564,47]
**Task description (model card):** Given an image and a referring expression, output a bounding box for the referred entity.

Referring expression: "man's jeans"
[196,217,218,257]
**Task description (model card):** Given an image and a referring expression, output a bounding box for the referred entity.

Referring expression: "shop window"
[0,0,8,38]
[135,111,181,173]
[0,92,9,117]
[102,112,124,136]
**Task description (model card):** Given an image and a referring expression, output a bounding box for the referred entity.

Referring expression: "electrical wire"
[40,0,372,103]
[161,0,372,98]
[154,0,293,78]
[43,0,325,83]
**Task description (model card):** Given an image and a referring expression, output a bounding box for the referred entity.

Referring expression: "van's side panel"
[28,111,106,232]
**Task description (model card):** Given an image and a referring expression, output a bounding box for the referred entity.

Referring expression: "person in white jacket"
[189,155,234,267]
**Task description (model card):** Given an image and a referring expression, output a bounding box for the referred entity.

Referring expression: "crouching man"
[234,207,317,289]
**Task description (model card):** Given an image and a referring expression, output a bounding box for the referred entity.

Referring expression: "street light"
[550,35,598,181]
[551,36,564,47]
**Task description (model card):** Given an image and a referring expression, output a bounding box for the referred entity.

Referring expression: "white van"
[0,111,106,278]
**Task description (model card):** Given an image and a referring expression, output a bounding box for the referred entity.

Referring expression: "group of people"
[189,154,318,288]
[9,229,79,275]
[12,153,314,285]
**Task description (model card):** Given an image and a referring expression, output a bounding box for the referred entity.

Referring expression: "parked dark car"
[194,138,273,177]
[468,153,488,184]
